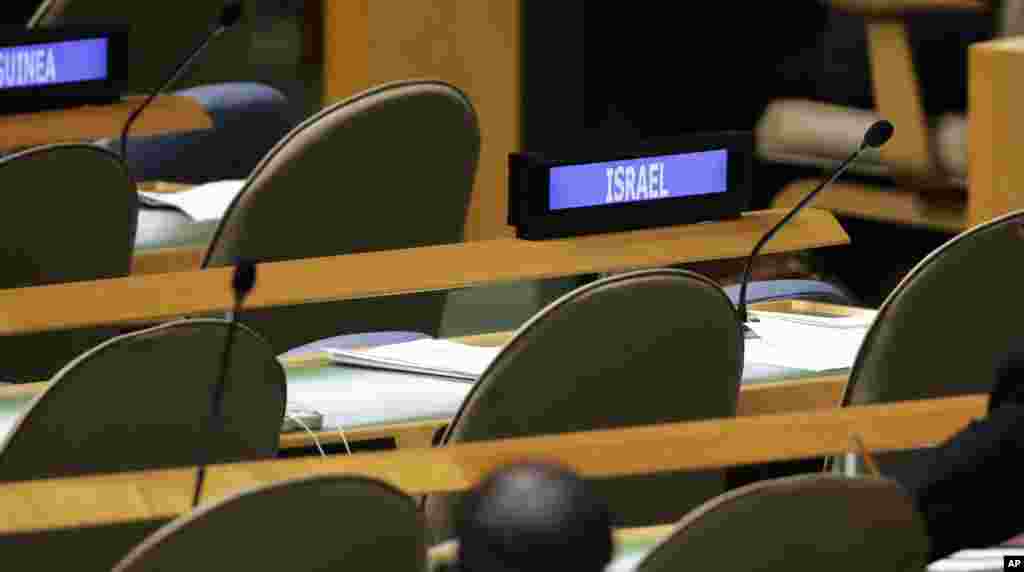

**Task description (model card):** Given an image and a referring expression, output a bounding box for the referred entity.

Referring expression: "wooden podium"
[0,95,213,153]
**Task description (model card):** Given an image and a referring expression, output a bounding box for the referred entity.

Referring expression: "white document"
[287,375,472,429]
[138,179,246,222]
[744,315,870,372]
[327,339,503,381]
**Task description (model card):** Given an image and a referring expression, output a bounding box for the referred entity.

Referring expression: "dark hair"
[456,462,614,572]
[991,345,1024,412]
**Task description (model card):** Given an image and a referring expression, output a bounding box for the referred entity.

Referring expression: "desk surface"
[0,95,213,152]
[0,301,867,451]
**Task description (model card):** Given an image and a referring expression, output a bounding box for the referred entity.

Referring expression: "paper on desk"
[138,179,246,222]
[744,316,869,372]
[749,309,876,329]
[287,375,471,429]
[327,339,503,381]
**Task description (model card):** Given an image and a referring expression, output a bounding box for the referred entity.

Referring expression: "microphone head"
[862,120,895,149]
[231,259,257,301]
[219,2,243,28]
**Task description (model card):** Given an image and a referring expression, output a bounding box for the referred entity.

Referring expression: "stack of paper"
[327,339,503,381]
[138,179,246,222]
[743,311,874,372]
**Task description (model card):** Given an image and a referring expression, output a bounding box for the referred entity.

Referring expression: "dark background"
[522,3,992,151]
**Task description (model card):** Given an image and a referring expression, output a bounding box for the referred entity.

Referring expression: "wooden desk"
[0,301,863,453]
[279,300,866,451]
[0,96,212,153]
[0,394,986,536]
[0,209,848,337]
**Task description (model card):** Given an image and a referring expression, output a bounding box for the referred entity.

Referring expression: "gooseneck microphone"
[735,119,894,323]
[119,2,244,164]
[191,258,257,508]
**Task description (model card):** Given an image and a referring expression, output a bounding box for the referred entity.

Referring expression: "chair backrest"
[636,475,929,572]
[0,144,136,288]
[0,319,286,482]
[844,210,1024,408]
[0,144,137,381]
[201,79,480,352]
[424,269,744,541]
[112,475,426,572]
[28,0,255,92]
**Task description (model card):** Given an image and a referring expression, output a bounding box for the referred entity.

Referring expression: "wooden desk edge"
[0,394,986,536]
[0,209,848,337]
[0,95,212,152]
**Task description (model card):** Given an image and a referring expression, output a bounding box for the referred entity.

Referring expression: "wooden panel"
[0,96,212,152]
[865,21,934,176]
[321,0,520,241]
[130,247,205,276]
[321,0,370,104]
[0,209,849,337]
[0,395,986,535]
[735,375,846,417]
[773,179,966,232]
[967,36,1024,226]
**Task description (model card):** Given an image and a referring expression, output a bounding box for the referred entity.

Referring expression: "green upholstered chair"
[0,319,286,482]
[0,144,136,382]
[423,269,744,542]
[28,0,256,92]
[201,79,480,354]
[635,475,929,572]
[844,210,1024,405]
[111,475,425,572]
[835,209,1024,474]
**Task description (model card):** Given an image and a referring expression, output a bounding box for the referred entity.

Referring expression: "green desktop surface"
[0,351,839,439]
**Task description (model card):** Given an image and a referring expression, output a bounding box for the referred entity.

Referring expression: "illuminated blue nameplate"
[549,149,728,210]
[508,132,752,239]
[0,38,109,90]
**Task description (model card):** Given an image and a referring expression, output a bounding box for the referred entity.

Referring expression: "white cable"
[287,400,352,456]
[286,413,326,458]
[336,424,352,456]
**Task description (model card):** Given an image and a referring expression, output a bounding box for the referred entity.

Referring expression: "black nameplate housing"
[508,131,753,240]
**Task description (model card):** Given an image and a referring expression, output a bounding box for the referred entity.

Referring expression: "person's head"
[455,462,613,572]
[991,345,1024,412]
